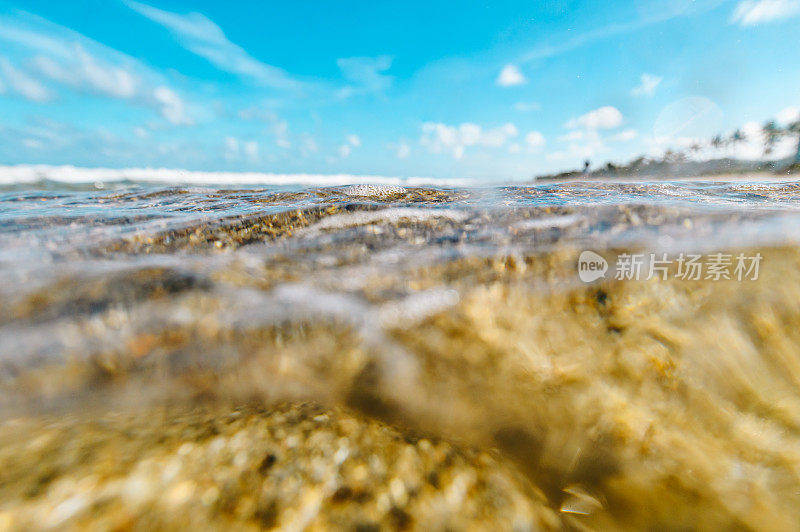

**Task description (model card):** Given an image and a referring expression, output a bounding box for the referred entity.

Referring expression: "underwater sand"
[2,181,800,530]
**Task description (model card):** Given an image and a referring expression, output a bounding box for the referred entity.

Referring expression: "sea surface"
[2,178,800,390]
[3,176,800,529]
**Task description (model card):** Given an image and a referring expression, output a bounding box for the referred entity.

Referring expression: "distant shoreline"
[534,156,800,183]
[535,171,800,183]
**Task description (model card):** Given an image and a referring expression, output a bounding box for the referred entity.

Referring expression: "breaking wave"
[0,165,480,187]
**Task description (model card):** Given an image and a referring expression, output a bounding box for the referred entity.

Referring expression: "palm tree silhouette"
[788,118,800,165]
[729,129,745,146]
[762,120,782,155]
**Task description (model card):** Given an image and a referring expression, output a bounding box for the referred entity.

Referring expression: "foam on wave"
[0,165,474,187]
[341,184,407,197]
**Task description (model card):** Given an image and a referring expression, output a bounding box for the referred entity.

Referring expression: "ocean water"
[2,178,800,387]
[4,175,800,528]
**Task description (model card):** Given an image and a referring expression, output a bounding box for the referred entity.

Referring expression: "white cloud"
[224,137,259,162]
[243,140,259,161]
[153,86,191,125]
[0,56,52,102]
[388,140,411,159]
[610,129,638,142]
[300,135,318,157]
[565,106,623,130]
[134,126,148,138]
[224,137,239,160]
[273,120,291,148]
[508,143,521,154]
[126,1,298,88]
[777,106,800,125]
[731,0,800,25]
[524,131,546,150]
[337,55,393,97]
[514,101,541,112]
[631,73,662,96]
[420,122,518,159]
[481,123,518,147]
[336,134,361,159]
[496,64,526,87]
[397,142,411,159]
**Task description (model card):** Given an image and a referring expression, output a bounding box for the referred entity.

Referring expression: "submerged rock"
[0,403,560,531]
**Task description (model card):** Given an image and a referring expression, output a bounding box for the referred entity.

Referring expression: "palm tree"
[762,120,782,155]
[788,119,800,165]
[729,129,745,146]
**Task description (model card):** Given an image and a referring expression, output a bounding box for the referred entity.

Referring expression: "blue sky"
[1,0,799,180]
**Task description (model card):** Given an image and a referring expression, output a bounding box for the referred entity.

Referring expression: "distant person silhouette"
[583,160,591,177]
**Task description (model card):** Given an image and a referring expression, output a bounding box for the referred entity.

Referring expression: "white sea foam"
[511,214,584,231]
[0,165,474,187]
[306,208,469,233]
[341,184,407,197]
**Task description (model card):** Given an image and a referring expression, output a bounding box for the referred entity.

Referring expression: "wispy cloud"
[32,45,137,99]
[336,55,393,98]
[396,141,411,159]
[0,56,51,101]
[731,0,800,25]
[238,106,293,148]
[517,1,723,66]
[224,137,260,163]
[514,101,540,112]
[0,11,192,125]
[152,86,191,125]
[631,73,662,96]
[338,144,352,158]
[126,1,299,89]
[273,119,291,148]
[609,129,638,142]
[337,134,361,159]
